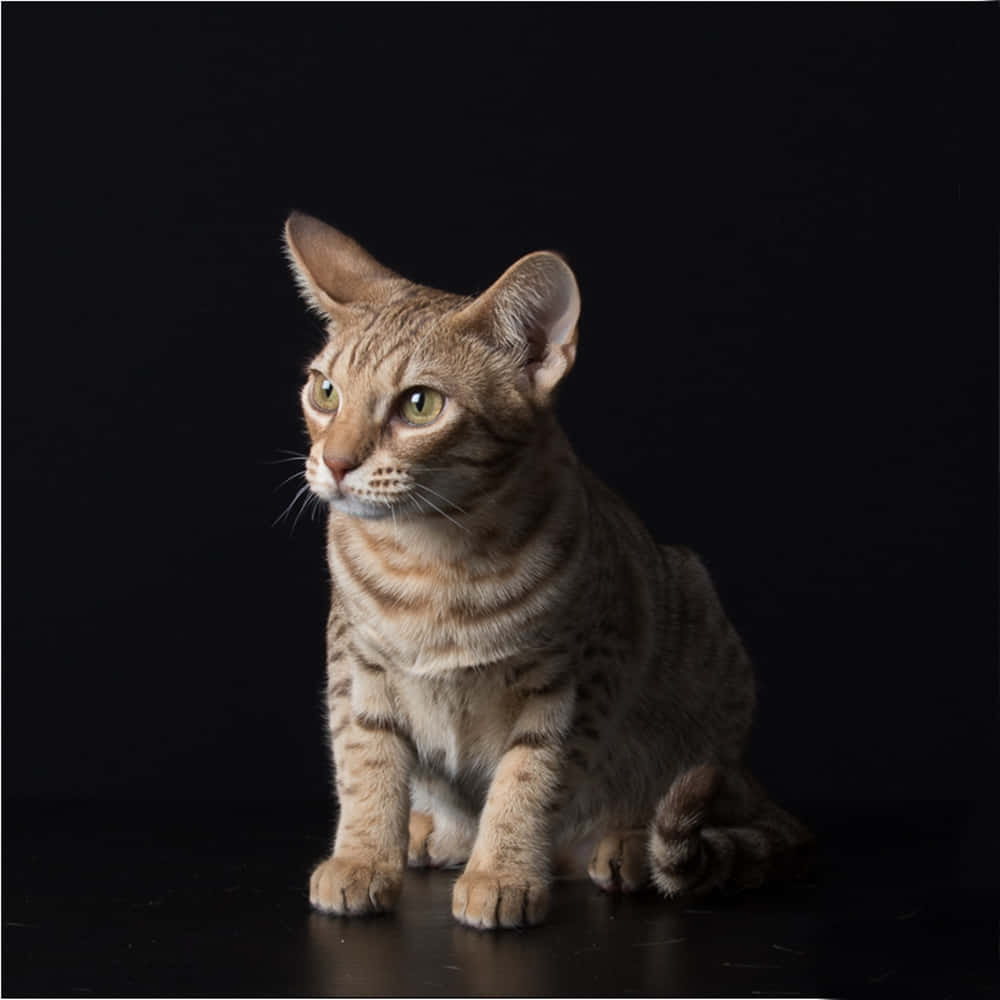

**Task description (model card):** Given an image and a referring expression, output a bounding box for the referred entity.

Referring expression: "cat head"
[284,212,580,522]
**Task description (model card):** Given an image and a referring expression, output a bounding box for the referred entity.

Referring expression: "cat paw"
[588,830,649,892]
[452,871,550,929]
[407,811,435,867]
[407,810,474,869]
[309,855,402,915]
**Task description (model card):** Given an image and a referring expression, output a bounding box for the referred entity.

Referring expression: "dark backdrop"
[3,7,995,824]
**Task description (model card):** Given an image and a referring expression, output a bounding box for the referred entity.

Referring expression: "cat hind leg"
[649,764,813,898]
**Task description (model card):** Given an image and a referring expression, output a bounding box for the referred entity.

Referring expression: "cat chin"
[328,494,394,520]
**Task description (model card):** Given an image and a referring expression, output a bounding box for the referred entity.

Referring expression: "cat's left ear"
[461,252,581,399]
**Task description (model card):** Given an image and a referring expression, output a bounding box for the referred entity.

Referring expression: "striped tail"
[649,763,813,899]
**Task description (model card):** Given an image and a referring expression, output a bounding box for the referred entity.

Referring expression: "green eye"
[399,387,445,426]
[310,373,340,413]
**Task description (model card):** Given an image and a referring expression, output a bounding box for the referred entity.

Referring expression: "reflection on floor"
[3,801,996,997]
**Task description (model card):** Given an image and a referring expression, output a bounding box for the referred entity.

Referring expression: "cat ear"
[463,251,581,398]
[283,212,398,318]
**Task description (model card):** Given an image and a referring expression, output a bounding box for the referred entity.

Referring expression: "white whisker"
[291,488,318,533]
[274,469,306,491]
[410,489,469,532]
[413,481,468,515]
[272,483,312,528]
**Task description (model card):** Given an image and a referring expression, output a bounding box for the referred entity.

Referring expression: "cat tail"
[648,763,813,898]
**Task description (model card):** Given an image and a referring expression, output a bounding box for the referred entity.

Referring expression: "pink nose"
[323,453,359,486]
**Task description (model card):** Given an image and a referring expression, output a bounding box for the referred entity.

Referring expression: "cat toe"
[588,830,649,893]
[407,811,434,868]
[452,871,550,929]
[309,856,402,915]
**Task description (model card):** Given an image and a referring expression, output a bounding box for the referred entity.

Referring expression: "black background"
[4,6,996,832]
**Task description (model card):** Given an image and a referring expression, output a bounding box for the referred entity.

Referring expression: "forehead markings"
[320,346,344,374]
[328,289,473,403]
[347,306,443,385]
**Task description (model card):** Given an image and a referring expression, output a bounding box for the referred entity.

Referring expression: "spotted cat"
[284,212,811,929]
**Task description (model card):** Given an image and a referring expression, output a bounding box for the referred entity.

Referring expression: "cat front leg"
[452,679,573,929]
[311,642,415,916]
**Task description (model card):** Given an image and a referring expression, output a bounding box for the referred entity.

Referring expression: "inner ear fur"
[463,251,581,397]
[284,212,398,317]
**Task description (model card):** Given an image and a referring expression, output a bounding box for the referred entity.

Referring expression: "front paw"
[309,855,402,916]
[452,870,550,929]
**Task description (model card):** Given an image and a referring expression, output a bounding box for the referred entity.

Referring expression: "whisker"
[291,488,318,533]
[263,450,310,465]
[308,494,327,524]
[274,469,306,491]
[412,481,468,515]
[272,483,312,528]
[410,489,469,533]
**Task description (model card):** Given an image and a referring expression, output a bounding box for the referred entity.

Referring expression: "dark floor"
[3,800,996,998]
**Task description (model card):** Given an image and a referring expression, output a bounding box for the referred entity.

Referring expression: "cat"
[283,211,811,930]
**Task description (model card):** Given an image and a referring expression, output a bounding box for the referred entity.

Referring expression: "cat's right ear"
[283,212,397,319]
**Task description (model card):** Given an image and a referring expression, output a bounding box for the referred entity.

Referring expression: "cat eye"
[309,372,340,413]
[399,386,445,426]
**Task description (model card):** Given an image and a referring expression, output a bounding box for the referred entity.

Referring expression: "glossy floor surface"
[3,801,996,997]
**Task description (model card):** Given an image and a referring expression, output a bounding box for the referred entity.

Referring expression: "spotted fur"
[285,212,811,930]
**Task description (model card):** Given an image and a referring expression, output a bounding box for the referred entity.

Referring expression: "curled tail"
[649,763,813,898]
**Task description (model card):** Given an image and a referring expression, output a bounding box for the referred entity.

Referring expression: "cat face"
[286,214,580,522]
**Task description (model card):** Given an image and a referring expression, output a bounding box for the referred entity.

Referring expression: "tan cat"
[284,212,811,930]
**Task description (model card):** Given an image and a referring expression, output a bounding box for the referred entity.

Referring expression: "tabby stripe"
[394,302,432,335]
[418,747,448,776]
[509,660,540,681]
[523,670,573,697]
[467,480,560,559]
[328,678,351,698]
[449,447,518,470]
[471,412,533,450]
[333,528,421,609]
[451,458,522,511]
[353,711,415,748]
[505,731,553,751]
[450,527,583,624]
[390,350,411,388]
[335,509,582,622]
[369,335,411,376]
[359,308,382,335]
[353,650,386,674]
[347,336,365,369]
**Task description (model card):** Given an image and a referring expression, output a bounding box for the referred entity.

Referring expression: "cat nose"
[323,453,359,485]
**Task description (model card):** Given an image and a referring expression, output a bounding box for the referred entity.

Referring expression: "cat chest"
[328,528,577,672]
[394,671,518,783]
